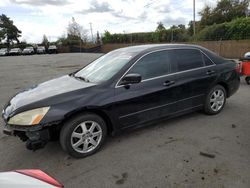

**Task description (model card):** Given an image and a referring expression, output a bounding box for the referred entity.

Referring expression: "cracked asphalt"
[0,53,249,188]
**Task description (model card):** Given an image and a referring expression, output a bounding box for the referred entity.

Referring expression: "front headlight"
[8,107,50,126]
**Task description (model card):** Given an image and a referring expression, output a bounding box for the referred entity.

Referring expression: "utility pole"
[193,0,196,36]
[80,39,81,53]
[89,22,94,43]
[171,29,174,42]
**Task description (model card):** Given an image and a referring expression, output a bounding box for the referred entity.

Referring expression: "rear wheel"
[245,77,250,85]
[60,113,107,158]
[204,85,226,115]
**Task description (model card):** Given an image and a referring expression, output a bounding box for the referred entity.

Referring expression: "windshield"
[74,50,135,83]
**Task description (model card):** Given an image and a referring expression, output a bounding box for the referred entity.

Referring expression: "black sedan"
[2,44,240,158]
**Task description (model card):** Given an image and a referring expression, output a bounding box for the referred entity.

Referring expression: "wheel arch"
[62,108,115,135]
[216,82,229,97]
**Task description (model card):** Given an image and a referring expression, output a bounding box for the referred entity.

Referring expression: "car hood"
[3,75,96,117]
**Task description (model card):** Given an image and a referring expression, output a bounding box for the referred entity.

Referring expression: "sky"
[0,0,217,43]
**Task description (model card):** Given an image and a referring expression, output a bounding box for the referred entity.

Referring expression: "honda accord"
[2,44,240,158]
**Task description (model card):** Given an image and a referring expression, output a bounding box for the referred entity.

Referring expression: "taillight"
[15,169,63,188]
[235,62,242,73]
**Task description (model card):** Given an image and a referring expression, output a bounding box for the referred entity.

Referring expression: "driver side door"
[114,49,183,129]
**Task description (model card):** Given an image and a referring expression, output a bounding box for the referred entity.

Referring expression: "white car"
[244,52,250,58]
[9,48,22,56]
[0,48,8,56]
[37,46,46,54]
[22,47,35,55]
[0,169,63,188]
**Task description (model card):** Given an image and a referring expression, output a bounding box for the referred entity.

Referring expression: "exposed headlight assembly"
[8,107,50,126]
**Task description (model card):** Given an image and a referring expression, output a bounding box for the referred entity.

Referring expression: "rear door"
[170,48,218,110]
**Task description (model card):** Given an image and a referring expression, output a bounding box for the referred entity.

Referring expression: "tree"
[199,0,249,27]
[102,31,112,44]
[41,34,49,47]
[67,17,88,45]
[0,14,21,46]
[156,22,166,32]
[67,17,82,37]
[96,31,101,44]
[200,5,213,27]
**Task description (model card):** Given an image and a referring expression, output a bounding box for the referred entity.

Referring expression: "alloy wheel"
[71,121,102,153]
[210,89,225,112]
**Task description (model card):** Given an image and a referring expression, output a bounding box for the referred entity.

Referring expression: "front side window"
[75,50,135,83]
[175,49,204,72]
[127,50,174,80]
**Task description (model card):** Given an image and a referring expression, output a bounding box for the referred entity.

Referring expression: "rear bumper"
[228,75,240,97]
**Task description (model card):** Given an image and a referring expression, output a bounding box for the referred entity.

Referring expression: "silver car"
[37,46,46,54]
[0,48,8,56]
[22,47,34,55]
[9,48,22,56]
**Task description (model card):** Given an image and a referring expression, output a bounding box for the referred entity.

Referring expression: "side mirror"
[120,73,142,85]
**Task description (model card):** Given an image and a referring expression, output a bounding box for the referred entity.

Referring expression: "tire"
[245,77,250,85]
[204,85,227,115]
[60,113,107,158]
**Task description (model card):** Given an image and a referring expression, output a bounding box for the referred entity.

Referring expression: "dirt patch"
[113,172,128,185]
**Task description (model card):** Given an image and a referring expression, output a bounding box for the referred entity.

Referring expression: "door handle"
[206,70,215,75]
[163,80,175,86]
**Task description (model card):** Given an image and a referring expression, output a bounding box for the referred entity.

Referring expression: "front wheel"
[60,113,107,158]
[204,85,226,115]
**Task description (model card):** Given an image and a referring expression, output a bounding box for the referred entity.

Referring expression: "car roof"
[114,44,204,53]
[113,44,226,64]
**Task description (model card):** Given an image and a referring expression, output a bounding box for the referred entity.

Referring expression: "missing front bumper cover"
[3,128,13,136]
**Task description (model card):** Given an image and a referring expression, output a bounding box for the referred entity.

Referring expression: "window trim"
[115,48,216,88]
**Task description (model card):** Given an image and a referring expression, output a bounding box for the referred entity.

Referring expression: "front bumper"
[3,123,43,133]
[3,124,50,150]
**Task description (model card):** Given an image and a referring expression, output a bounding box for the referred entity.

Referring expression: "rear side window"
[202,53,214,66]
[128,50,175,80]
[174,49,204,72]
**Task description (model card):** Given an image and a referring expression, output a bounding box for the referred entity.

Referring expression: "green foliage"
[199,0,249,28]
[196,17,250,40]
[0,14,21,46]
[102,24,189,44]
[156,22,166,32]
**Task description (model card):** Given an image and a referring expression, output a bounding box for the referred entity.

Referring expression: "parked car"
[9,48,22,56]
[244,52,250,59]
[0,169,63,187]
[22,47,34,55]
[37,46,46,54]
[0,48,9,56]
[2,44,240,158]
[48,45,58,54]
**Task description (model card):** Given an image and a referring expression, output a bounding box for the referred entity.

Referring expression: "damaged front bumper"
[3,124,50,151]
